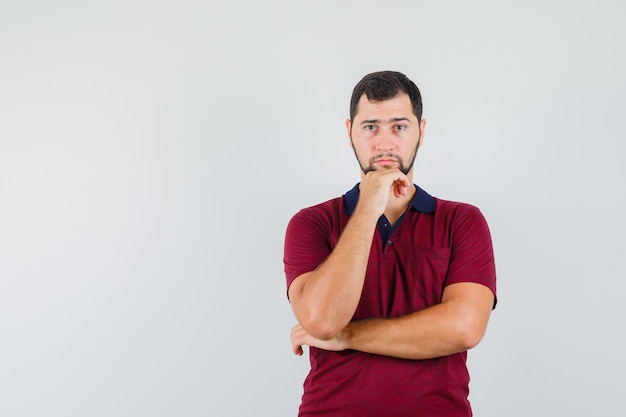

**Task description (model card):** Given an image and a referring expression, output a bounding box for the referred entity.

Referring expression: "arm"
[291,282,495,359]
[288,169,412,340]
[288,208,378,340]
[291,199,497,359]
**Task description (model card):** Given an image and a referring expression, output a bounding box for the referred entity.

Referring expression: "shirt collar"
[344,183,436,215]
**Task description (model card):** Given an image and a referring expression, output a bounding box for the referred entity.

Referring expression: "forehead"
[353,92,416,121]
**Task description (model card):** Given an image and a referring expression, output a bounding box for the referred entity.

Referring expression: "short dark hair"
[349,71,423,122]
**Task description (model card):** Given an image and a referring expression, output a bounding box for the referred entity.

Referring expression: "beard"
[351,138,421,176]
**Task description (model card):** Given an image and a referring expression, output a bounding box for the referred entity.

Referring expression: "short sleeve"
[444,205,497,307]
[283,208,333,296]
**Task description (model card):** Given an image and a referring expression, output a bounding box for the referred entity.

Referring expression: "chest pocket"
[413,247,451,303]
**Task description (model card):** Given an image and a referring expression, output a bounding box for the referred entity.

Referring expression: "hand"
[358,169,411,216]
[290,323,347,356]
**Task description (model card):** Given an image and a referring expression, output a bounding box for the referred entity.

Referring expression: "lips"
[373,158,398,164]
[371,153,400,164]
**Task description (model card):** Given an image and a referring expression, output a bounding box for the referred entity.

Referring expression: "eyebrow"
[359,117,411,125]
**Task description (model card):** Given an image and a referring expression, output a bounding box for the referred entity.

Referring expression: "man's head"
[349,71,423,124]
[347,71,426,177]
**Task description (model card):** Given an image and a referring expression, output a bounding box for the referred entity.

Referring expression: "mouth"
[372,156,399,165]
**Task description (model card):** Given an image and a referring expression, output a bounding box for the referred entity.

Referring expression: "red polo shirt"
[284,184,497,417]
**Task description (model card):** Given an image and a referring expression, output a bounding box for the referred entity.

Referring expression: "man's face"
[347,92,425,176]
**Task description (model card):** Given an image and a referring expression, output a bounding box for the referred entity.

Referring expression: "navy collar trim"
[344,183,436,215]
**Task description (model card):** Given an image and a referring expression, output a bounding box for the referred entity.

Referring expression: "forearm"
[339,284,494,360]
[289,170,414,340]
[340,308,470,360]
[290,207,379,339]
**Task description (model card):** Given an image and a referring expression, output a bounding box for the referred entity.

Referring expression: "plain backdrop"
[1,1,624,416]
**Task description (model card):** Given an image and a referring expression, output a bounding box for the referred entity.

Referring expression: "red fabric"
[284,192,496,417]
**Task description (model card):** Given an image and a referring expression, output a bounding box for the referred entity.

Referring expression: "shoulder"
[430,197,492,236]
[286,196,344,231]
[292,196,343,218]
[431,198,495,253]
[434,197,484,218]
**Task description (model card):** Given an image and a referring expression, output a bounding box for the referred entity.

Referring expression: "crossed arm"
[287,207,495,361]
[290,281,494,360]
[287,169,494,361]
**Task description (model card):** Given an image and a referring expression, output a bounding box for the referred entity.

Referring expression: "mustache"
[369,153,401,163]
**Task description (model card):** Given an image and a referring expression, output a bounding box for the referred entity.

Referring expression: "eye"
[364,125,376,131]
[394,125,406,131]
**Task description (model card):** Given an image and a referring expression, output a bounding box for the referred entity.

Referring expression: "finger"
[393,181,409,198]
[292,343,304,356]
[291,332,305,355]
[291,324,306,355]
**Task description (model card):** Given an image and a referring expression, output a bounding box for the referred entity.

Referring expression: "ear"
[346,119,353,148]
[418,118,427,147]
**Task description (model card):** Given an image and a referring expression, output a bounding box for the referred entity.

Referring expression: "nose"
[375,130,394,151]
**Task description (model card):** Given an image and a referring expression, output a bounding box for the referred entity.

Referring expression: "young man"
[284,71,497,417]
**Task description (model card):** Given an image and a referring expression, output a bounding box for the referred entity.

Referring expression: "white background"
[1,1,624,416]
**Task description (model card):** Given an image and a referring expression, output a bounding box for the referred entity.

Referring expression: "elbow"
[298,312,345,341]
[458,329,484,351]
[455,314,488,351]
[311,327,341,341]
